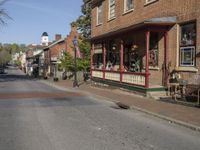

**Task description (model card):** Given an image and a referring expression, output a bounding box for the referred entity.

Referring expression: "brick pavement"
[0,92,82,100]
[45,79,200,131]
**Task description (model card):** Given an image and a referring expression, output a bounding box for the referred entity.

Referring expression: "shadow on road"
[0,66,41,83]
[0,74,41,82]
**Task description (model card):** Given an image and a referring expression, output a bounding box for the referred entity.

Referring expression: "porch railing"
[92,70,103,78]
[91,70,146,87]
[122,72,145,86]
[105,72,120,81]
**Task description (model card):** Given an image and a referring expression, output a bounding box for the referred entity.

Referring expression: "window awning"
[91,16,177,41]
[144,16,177,24]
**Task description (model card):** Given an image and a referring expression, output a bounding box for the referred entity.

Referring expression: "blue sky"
[0,0,83,45]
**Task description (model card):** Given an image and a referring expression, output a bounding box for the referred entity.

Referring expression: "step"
[147,91,171,100]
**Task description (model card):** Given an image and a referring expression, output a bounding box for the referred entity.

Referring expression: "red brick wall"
[50,42,66,58]
[91,0,200,85]
[92,0,198,38]
[65,26,79,57]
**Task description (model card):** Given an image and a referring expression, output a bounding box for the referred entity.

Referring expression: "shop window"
[180,22,196,66]
[109,0,116,19]
[124,0,133,13]
[106,41,120,71]
[149,32,159,67]
[180,46,195,66]
[123,43,143,73]
[97,3,103,25]
[93,44,103,69]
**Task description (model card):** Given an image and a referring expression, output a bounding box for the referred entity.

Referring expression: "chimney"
[71,25,77,32]
[70,25,78,38]
[55,34,62,41]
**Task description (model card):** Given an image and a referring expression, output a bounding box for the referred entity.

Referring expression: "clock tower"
[41,32,49,46]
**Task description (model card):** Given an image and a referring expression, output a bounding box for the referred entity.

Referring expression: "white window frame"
[108,0,116,20]
[124,0,134,13]
[179,22,196,67]
[180,46,195,67]
[145,0,157,4]
[96,3,103,25]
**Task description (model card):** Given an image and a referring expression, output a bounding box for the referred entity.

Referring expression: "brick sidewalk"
[44,78,200,131]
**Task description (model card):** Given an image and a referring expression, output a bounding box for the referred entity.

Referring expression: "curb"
[129,105,200,132]
[40,80,200,132]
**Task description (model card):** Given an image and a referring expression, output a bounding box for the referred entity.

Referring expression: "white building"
[41,32,49,46]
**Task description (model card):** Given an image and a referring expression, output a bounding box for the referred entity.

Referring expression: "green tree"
[2,43,26,54]
[71,0,92,74]
[11,43,20,53]
[59,51,74,72]
[0,49,11,65]
[71,0,91,39]
[77,38,91,72]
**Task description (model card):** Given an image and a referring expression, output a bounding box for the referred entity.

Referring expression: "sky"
[0,0,83,45]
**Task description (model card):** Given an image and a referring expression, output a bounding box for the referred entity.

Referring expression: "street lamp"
[73,36,78,87]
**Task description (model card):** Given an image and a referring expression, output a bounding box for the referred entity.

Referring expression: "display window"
[180,22,196,66]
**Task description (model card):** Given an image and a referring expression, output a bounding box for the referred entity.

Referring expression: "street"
[0,67,199,150]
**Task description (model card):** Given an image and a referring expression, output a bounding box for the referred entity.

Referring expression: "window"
[180,22,196,66]
[93,44,103,69]
[124,0,133,12]
[97,3,103,25]
[109,0,115,19]
[145,0,157,4]
[180,47,195,66]
[123,44,142,73]
[106,40,120,71]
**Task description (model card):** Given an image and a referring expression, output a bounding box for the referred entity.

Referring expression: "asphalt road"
[0,66,200,150]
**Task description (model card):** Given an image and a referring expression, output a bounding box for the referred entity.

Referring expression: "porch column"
[145,31,150,88]
[103,42,106,79]
[120,40,124,82]
[91,43,94,78]
[164,31,169,86]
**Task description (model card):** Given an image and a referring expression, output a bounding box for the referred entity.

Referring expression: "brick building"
[43,26,79,76]
[90,0,200,93]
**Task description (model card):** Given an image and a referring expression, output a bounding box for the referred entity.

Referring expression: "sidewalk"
[42,78,200,132]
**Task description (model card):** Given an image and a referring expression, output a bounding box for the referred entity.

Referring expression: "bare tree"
[0,0,11,25]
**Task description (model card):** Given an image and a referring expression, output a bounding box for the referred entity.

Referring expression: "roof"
[91,16,177,41]
[27,44,46,50]
[42,32,48,37]
[43,38,66,51]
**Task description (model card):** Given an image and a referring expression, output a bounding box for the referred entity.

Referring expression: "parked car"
[0,67,4,74]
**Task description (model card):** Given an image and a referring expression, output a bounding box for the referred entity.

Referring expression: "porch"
[91,70,165,93]
[91,17,176,93]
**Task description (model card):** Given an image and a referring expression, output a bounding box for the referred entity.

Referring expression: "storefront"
[91,19,176,93]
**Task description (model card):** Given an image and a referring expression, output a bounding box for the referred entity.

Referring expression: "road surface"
[0,66,199,150]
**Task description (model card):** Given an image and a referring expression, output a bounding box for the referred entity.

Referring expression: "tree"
[77,38,90,72]
[71,0,92,74]
[0,49,11,65]
[71,0,91,39]
[0,0,11,26]
[0,43,27,66]
[59,51,74,72]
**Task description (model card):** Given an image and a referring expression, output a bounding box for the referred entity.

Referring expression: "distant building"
[41,32,49,46]
[26,44,47,77]
[43,25,79,77]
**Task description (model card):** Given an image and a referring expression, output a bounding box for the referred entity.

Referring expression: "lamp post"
[73,36,78,87]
